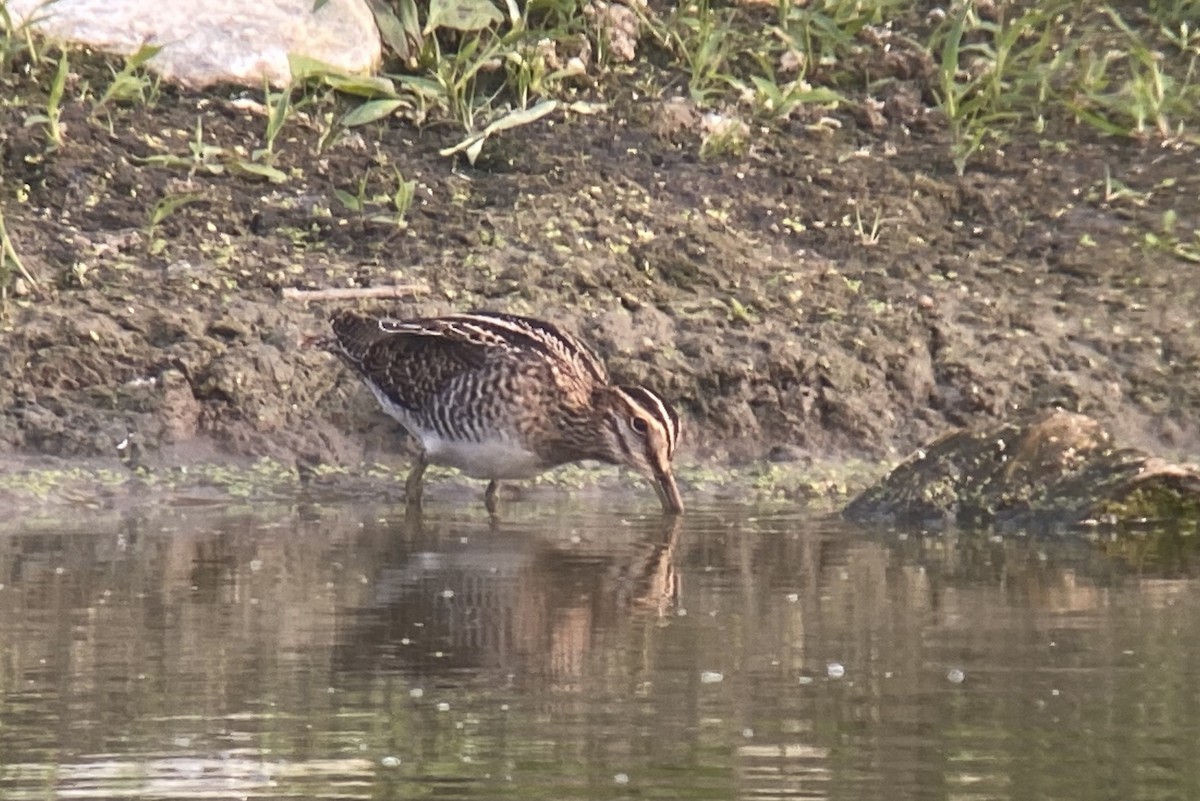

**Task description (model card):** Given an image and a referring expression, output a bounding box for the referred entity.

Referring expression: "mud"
[2,49,1199,497]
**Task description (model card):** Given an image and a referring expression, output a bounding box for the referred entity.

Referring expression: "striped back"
[379,311,610,386]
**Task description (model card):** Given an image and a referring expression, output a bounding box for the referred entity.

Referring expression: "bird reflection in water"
[330,514,682,686]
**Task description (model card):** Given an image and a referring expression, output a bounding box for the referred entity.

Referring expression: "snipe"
[327,310,684,514]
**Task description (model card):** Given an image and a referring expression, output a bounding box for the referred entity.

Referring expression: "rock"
[6,0,380,88]
[843,410,1200,527]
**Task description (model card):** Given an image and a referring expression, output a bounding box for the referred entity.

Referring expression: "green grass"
[930,0,1200,173]
[22,47,68,148]
[334,166,418,228]
[91,43,161,122]
[135,117,289,183]
[1143,208,1200,263]
[0,203,41,302]
[776,0,911,77]
[2,0,1199,177]
[0,0,51,72]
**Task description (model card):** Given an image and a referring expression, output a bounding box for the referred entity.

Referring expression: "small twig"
[282,284,428,302]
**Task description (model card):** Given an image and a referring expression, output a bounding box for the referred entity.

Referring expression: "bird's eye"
[629,416,649,435]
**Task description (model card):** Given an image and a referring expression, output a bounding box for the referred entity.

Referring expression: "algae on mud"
[844,410,1200,528]
[0,452,867,518]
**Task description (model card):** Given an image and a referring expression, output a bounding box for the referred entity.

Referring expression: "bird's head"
[595,385,684,514]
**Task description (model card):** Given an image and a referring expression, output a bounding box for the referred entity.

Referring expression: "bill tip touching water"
[325,308,685,515]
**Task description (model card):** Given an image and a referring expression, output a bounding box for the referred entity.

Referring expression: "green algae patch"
[0,455,884,521]
[0,457,305,518]
[1093,475,1200,525]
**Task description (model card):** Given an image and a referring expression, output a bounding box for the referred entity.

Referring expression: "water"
[1,501,1199,800]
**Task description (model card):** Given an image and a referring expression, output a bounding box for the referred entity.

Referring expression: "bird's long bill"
[653,468,685,515]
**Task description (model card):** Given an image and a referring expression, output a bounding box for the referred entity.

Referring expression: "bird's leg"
[484,480,500,516]
[404,453,428,508]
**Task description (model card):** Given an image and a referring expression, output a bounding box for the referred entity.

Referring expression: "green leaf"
[324,73,398,97]
[48,51,68,111]
[393,74,447,99]
[425,0,503,34]
[1064,103,1129,137]
[124,43,163,70]
[231,161,289,183]
[341,98,407,127]
[483,99,557,134]
[439,100,557,164]
[750,75,782,98]
[150,193,206,227]
[1162,209,1177,233]
[334,188,363,211]
[288,53,339,80]
[287,54,397,97]
[365,0,419,60]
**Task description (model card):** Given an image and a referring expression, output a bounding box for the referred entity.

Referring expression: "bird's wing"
[329,310,608,411]
[329,311,497,409]
[447,311,611,387]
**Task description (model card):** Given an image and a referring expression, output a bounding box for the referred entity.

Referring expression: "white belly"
[366,385,544,480]
[423,435,545,480]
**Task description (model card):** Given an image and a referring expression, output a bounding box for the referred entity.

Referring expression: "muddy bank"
[2,59,1199,487]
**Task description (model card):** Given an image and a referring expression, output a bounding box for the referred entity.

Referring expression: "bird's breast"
[358,371,566,479]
